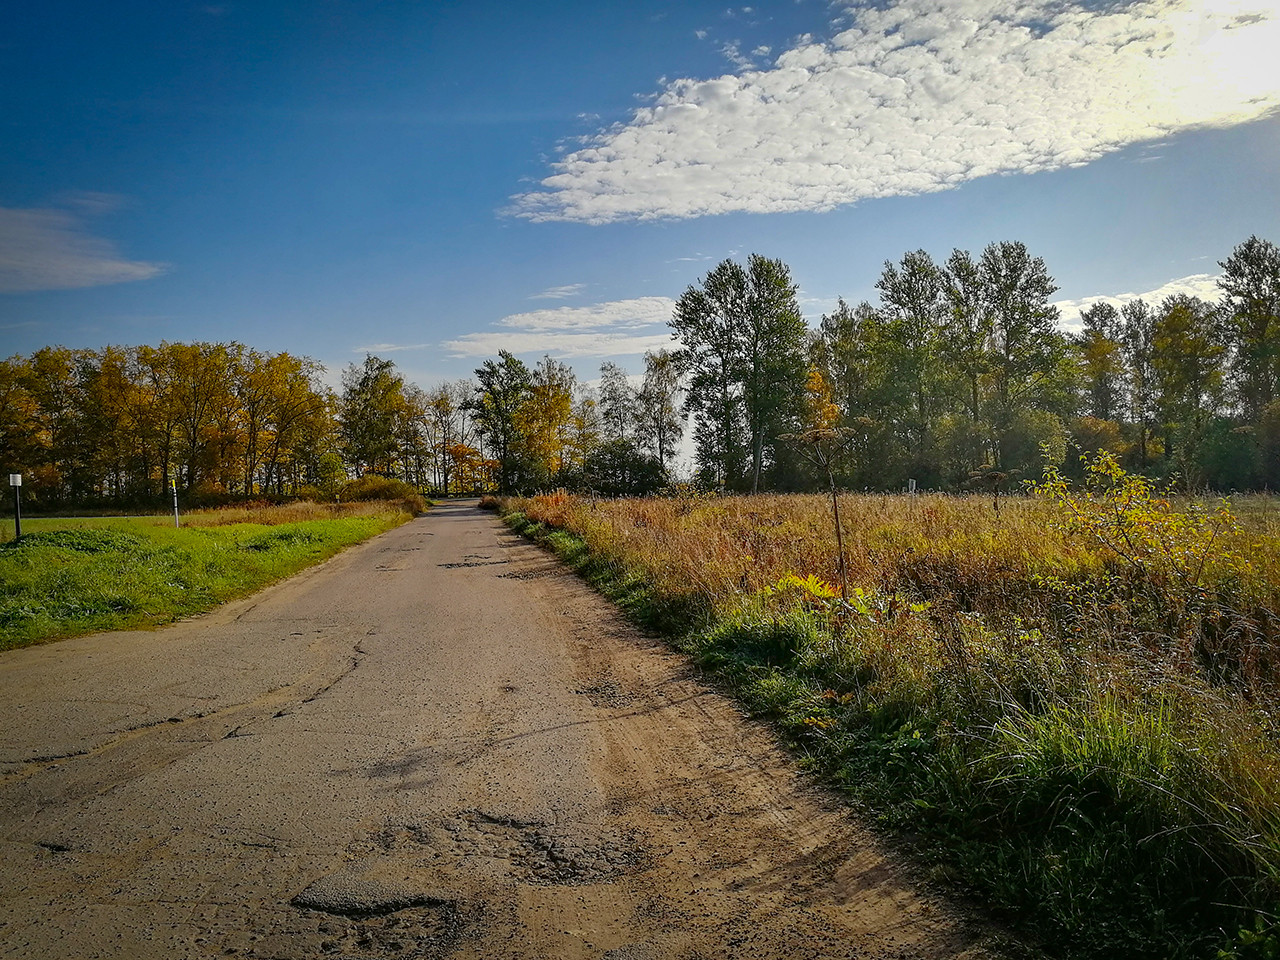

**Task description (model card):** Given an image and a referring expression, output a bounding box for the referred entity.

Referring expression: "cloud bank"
[444,297,676,359]
[0,203,165,293]
[1055,272,1224,330]
[510,0,1280,223]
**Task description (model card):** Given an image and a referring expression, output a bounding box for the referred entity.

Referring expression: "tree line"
[676,235,1280,492]
[3,234,1276,504]
[1,343,338,505]
[0,340,685,505]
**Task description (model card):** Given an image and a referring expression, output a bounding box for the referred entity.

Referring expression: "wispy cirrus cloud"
[0,199,166,293]
[443,296,676,358]
[1055,272,1224,330]
[529,283,587,300]
[352,342,433,353]
[509,0,1280,223]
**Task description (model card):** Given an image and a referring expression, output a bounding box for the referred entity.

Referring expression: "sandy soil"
[0,500,1017,959]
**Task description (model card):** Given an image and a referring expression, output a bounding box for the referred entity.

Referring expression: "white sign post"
[8,474,21,541]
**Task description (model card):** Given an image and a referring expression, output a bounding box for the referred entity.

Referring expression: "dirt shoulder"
[0,500,1015,959]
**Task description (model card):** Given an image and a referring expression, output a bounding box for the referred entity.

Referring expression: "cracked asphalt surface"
[0,500,1008,959]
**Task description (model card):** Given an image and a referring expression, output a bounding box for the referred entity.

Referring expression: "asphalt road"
[0,500,1004,959]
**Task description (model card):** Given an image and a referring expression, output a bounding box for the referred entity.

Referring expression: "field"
[0,500,416,650]
[502,470,1280,960]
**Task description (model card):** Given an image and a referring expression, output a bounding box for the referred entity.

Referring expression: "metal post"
[172,480,180,528]
[8,474,21,541]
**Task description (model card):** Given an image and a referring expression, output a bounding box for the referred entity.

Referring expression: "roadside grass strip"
[501,487,1280,960]
[0,507,412,649]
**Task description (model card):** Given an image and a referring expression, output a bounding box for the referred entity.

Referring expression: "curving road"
[0,500,1005,959]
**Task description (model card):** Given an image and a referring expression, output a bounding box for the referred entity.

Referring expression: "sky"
[2,0,1279,393]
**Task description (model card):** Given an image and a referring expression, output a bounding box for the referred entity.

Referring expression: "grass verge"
[0,500,415,650]
[500,485,1280,960]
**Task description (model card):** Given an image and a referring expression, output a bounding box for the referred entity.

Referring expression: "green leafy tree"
[1152,294,1226,483]
[636,348,684,476]
[472,350,533,493]
[875,249,946,471]
[979,241,1067,471]
[671,259,748,489]
[814,299,876,424]
[941,248,993,430]
[1122,298,1160,468]
[584,438,665,497]
[741,254,808,491]
[672,255,808,492]
[1076,302,1126,423]
[812,299,899,486]
[340,354,407,477]
[1219,235,1280,422]
[597,361,638,444]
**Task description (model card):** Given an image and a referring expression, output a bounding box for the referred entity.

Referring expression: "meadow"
[0,500,416,650]
[502,463,1280,960]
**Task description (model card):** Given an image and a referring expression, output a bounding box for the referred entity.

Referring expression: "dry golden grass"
[517,489,1280,636]
[181,499,409,527]
[504,487,1280,957]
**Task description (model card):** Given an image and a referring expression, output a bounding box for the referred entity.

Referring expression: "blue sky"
[2,0,1278,391]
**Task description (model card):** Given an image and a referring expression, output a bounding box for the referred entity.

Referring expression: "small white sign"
[8,474,20,487]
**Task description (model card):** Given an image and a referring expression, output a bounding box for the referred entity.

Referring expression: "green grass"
[501,491,1280,960]
[0,508,411,650]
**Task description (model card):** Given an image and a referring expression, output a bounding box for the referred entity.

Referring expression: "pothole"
[346,818,433,858]
[575,676,636,709]
[441,810,647,885]
[288,874,473,959]
[496,568,555,581]
[292,875,449,918]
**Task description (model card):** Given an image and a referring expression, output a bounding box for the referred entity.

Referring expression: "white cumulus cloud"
[443,297,677,358]
[0,202,165,293]
[509,0,1280,223]
[1055,272,1224,330]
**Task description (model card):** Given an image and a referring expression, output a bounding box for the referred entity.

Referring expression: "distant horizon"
[1,240,1244,395]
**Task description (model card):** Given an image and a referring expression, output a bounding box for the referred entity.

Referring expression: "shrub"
[337,475,427,514]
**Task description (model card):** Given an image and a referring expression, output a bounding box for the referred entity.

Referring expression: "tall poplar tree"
[472,351,533,493]
[672,254,806,491]
[1218,235,1280,421]
[741,254,808,492]
[340,354,406,477]
[636,348,684,475]
[978,241,1065,470]
[671,259,748,489]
